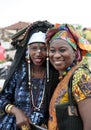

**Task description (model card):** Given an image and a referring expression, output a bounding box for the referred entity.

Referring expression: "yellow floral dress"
[48,64,91,130]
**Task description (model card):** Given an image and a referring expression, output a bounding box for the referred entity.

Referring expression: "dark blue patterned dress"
[0,61,46,130]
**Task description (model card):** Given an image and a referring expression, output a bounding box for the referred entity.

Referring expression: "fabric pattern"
[48,63,91,130]
[0,60,46,129]
[48,66,78,130]
[72,67,91,102]
[0,58,59,130]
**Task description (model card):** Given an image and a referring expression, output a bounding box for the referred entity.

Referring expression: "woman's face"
[49,39,76,72]
[29,43,47,66]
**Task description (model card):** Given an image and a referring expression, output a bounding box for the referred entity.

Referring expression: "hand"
[41,123,47,129]
[11,106,31,130]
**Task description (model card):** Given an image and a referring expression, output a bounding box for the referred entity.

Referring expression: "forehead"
[29,42,46,47]
[50,39,72,48]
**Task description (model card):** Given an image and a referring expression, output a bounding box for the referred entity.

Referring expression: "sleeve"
[0,69,18,111]
[72,67,91,102]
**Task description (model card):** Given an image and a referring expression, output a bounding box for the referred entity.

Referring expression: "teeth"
[54,61,62,64]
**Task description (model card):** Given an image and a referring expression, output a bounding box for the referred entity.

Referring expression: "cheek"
[66,52,76,64]
[29,49,32,55]
[49,52,52,57]
[49,54,54,65]
[70,50,76,60]
[41,52,47,58]
[43,51,47,55]
[49,53,53,60]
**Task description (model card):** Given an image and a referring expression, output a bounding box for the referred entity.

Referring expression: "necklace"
[30,68,46,111]
[31,78,45,111]
[59,62,76,80]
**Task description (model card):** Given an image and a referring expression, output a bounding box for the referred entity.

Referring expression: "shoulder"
[72,66,91,102]
[72,66,91,83]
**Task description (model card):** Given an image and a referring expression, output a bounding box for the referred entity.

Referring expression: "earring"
[26,45,32,89]
[46,48,49,82]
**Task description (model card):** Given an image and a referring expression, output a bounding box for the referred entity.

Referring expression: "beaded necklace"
[27,46,46,111]
[30,67,46,111]
[59,62,76,80]
[31,77,45,111]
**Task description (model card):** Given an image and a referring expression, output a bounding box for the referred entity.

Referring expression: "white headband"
[28,31,46,44]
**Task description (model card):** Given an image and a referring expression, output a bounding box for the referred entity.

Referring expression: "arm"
[0,72,16,110]
[0,64,31,129]
[78,98,91,130]
[72,67,91,130]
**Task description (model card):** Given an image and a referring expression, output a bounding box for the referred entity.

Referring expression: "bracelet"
[5,104,11,111]
[5,104,14,114]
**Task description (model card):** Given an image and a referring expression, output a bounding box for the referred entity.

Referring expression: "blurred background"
[0,0,91,91]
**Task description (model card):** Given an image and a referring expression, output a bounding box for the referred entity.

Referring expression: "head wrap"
[50,30,77,50]
[28,31,46,44]
[83,28,91,43]
[46,24,91,58]
[11,20,53,48]
[3,21,53,88]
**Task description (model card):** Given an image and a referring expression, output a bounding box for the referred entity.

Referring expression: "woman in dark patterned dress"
[0,21,59,130]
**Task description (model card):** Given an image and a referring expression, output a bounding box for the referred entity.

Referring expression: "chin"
[53,64,62,70]
[53,66,61,71]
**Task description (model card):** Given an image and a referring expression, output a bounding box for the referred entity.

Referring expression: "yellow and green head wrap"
[50,30,77,50]
[46,24,91,57]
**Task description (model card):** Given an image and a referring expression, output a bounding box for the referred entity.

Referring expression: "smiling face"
[49,39,76,73]
[29,43,47,66]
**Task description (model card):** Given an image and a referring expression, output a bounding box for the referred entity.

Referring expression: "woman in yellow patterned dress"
[46,24,91,130]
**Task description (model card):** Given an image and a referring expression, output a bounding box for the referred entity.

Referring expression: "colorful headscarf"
[46,24,91,57]
[50,30,77,50]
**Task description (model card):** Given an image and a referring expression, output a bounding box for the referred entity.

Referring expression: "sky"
[0,0,91,28]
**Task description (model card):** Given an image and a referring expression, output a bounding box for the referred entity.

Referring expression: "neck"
[32,65,45,78]
[59,64,76,79]
[33,65,45,72]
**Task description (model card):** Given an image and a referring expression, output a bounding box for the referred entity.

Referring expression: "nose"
[37,49,41,53]
[36,49,41,55]
[53,51,61,58]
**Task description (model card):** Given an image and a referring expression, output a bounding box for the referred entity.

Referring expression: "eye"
[49,49,56,53]
[40,47,46,51]
[30,47,37,51]
[59,48,66,53]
